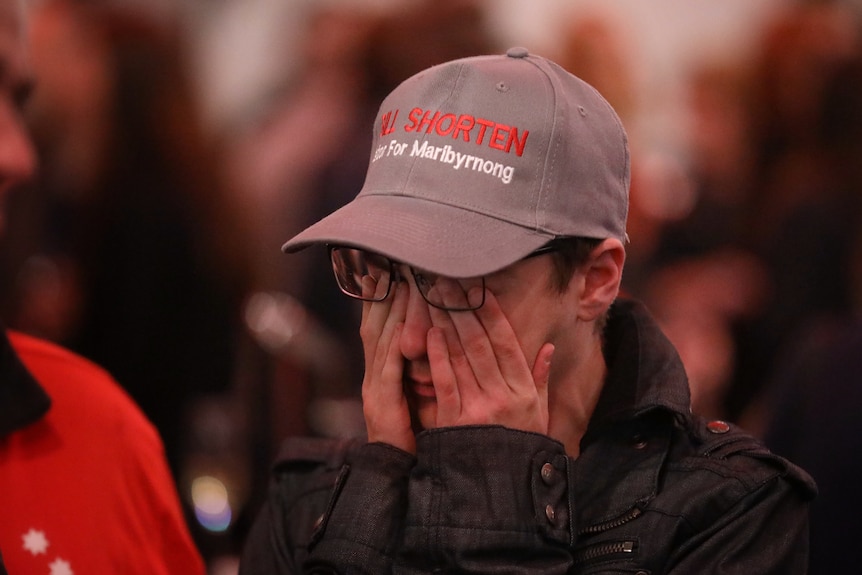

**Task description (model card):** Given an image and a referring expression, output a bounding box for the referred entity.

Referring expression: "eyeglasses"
[328,244,557,312]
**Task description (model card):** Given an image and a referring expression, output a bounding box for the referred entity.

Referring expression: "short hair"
[546,236,603,293]
[547,236,610,333]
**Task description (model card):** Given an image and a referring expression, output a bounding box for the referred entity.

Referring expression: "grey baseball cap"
[283,47,630,278]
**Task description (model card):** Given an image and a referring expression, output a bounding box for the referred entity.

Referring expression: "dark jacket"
[240,299,816,574]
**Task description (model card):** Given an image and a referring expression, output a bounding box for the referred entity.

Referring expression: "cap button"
[506,46,530,59]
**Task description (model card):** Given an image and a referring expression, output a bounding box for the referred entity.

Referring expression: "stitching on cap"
[519,56,557,233]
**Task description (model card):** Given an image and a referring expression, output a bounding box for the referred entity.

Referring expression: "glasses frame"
[328,246,485,311]
[328,243,558,312]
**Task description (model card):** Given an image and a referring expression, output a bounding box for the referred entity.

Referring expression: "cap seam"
[400,62,468,199]
[579,81,630,234]
[520,55,559,234]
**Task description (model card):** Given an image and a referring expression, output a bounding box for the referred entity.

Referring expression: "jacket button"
[545,504,556,523]
[707,420,730,434]
[541,462,554,484]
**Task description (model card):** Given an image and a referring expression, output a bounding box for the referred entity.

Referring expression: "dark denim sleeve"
[665,473,813,573]
[401,425,575,574]
[654,421,816,574]
[239,437,409,575]
[253,427,573,574]
[304,442,416,574]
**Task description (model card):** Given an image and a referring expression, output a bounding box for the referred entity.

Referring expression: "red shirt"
[0,330,205,574]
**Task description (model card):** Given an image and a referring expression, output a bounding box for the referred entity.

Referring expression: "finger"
[438,285,512,392]
[427,287,483,396]
[531,343,554,407]
[427,325,461,424]
[363,323,415,453]
[363,321,404,399]
[359,274,381,325]
[360,271,395,325]
[377,323,406,403]
[471,288,533,392]
[434,276,472,310]
[361,276,407,371]
[360,273,391,342]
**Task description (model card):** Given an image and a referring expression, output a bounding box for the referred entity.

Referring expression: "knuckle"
[492,341,521,362]
[358,321,378,343]
[463,338,489,358]
[449,351,471,371]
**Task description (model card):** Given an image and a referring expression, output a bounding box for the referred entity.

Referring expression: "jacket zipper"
[573,539,637,565]
[577,506,643,536]
[573,507,642,566]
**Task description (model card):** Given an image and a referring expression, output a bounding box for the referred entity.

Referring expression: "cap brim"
[282,195,552,278]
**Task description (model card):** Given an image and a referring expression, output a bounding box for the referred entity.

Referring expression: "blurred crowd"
[3,0,861,572]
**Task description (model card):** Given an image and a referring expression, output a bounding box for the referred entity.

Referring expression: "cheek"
[502,288,573,362]
[504,302,556,363]
[487,259,570,363]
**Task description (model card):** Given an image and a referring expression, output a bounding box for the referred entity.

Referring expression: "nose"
[0,101,36,193]
[398,269,432,361]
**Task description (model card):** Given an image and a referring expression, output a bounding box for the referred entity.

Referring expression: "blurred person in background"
[0,0,251,482]
[734,0,862,423]
[639,60,769,423]
[0,0,257,564]
[630,1,862,431]
[758,25,862,575]
[0,0,205,572]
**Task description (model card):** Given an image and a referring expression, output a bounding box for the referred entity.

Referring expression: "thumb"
[532,343,555,407]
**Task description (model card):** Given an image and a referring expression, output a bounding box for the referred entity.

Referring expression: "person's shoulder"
[9,330,110,379]
[7,330,156,436]
[673,415,817,500]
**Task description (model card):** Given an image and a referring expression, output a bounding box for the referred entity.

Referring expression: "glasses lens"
[330,247,393,301]
[413,269,484,311]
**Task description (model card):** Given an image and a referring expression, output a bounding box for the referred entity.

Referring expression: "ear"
[577,238,625,322]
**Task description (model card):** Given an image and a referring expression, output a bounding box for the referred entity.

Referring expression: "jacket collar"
[589,298,691,432]
[571,298,691,532]
[0,329,51,437]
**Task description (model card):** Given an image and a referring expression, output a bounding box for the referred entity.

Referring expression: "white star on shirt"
[22,528,49,555]
[49,558,73,575]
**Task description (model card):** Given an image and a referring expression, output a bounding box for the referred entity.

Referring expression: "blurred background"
[4,0,861,572]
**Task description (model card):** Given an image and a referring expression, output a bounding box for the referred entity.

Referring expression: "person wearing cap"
[240,48,815,574]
